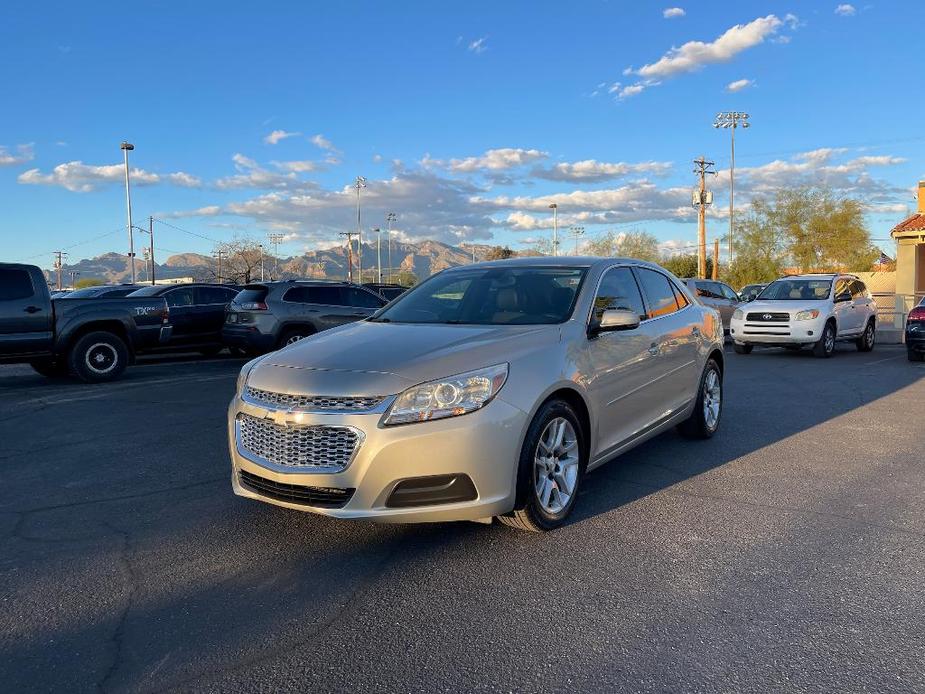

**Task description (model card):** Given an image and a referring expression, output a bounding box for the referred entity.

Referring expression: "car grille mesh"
[244,386,383,412]
[238,470,354,508]
[238,414,359,470]
[746,312,790,322]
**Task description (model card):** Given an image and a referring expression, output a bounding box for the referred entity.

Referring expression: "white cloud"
[17,161,199,192]
[532,159,673,182]
[468,37,488,54]
[310,134,337,152]
[0,143,35,166]
[263,129,300,145]
[835,4,856,16]
[424,148,548,174]
[726,78,754,92]
[663,7,685,18]
[628,15,785,80]
[215,153,316,191]
[271,160,320,173]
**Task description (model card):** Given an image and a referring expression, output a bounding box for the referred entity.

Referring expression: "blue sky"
[3,0,924,266]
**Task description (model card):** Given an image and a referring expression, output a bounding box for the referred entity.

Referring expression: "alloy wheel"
[533,417,579,514]
[702,368,721,431]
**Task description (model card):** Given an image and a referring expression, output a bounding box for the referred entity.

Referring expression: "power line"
[152,217,221,244]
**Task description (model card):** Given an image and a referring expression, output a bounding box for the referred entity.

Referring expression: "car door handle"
[24,306,42,313]
[648,343,660,356]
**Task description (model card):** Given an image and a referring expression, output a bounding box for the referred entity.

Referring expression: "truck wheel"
[29,359,69,379]
[812,321,836,358]
[68,331,129,383]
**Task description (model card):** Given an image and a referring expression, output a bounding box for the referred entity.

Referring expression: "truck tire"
[29,359,69,379]
[68,331,129,383]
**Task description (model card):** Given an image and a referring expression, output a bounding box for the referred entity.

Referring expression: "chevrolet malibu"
[228,258,725,531]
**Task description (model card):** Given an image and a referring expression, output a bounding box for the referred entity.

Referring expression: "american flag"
[876,252,893,266]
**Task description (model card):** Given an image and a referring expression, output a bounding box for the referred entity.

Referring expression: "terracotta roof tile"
[891,213,925,235]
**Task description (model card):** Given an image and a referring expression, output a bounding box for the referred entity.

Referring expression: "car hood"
[741,299,829,315]
[247,321,560,396]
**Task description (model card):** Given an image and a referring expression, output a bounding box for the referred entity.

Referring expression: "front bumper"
[906,326,925,352]
[228,393,527,523]
[729,315,824,345]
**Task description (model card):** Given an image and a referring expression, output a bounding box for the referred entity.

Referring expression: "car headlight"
[381,363,509,426]
[794,309,820,321]
[236,356,262,392]
[732,308,743,321]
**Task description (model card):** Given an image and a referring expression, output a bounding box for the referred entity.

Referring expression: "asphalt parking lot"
[1,345,924,693]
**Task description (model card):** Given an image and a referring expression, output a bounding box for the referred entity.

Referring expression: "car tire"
[29,359,69,379]
[198,345,224,357]
[855,320,875,352]
[812,321,836,358]
[909,349,924,362]
[278,327,315,349]
[499,399,587,532]
[677,358,723,440]
[733,343,752,354]
[68,331,129,383]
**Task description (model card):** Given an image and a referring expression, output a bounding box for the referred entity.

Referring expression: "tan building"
[891,180,925,300]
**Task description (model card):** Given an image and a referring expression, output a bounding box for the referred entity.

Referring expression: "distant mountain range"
[44,240,500,285]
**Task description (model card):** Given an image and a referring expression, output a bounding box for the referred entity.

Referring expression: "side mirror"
[835,291,851,303]
[590,309,640,336]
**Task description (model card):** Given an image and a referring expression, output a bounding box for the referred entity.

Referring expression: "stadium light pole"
[354,176,367,282]
[373,227,383,283]
[548,203,559,256]
[569,226,585,255]
[120,141,136,283]
[386,212,397,283]
[713,112,750,267]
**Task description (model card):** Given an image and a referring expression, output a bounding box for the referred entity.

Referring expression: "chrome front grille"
[237,413,361,471]
[243,386,384,412]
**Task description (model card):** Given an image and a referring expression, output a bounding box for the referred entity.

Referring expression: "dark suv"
[222,280,387,353]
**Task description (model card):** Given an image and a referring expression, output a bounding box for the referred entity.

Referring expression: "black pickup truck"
[0,263,172,382]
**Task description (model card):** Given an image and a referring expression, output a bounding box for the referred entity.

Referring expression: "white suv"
[729,274,877,358]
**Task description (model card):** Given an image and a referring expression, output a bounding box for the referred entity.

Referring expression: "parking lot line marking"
[864,354,905,366]
[12,374,232,408]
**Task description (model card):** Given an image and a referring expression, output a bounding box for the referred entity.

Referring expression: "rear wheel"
[278,327,315,348]
[499,400,586,532]
[909,349,924,362]
[29,359,69,379]
[855,320,875,352]
[68,331,129,383]
[733,343,752,354]
[677,359,723,439]
[813,321,836,358]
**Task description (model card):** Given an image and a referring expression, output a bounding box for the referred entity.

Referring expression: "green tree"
[485,245,515,261]
[393,270,418,287]
[74,277,104,289]
[722,197,787,288]
[586,230,661,262]
[661,254,712,279]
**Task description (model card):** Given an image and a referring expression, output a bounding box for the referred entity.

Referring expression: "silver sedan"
[228,257,725,531]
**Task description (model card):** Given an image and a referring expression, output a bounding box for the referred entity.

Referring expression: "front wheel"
[677,359,723,439]
[855,320,875,352]
[499,400,586,532]
[68,331,129,383]
[813,321,836,358]
[909,349,924,362]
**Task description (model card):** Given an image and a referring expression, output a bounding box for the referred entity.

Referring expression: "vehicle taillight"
[161,306,170,323]
[908,307,925,323]
[238,301,268,310]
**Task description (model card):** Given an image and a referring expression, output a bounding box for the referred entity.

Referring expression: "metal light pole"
[386,212,396,283]
[258,244,265,281]
[713,112,750,267]
[354,176,366,281]
[267,233,284,280]
[373,227,383,283]
[569,226,585,255]
[120,141,136,283]
[548,203,559,256]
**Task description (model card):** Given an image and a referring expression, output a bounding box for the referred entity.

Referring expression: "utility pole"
[267,233,284,279]
[340,232,358,282]
[214,250,225,283]
[692,156,716,280]
[386,212,396,283]
[569,226,585,255]
[373,227,383,283]
[714,112,750,265]
[258,244,265,281]
[148,216,156,284]
[120,141,136,284]
[354,176,366,281]
[53,251,67,291]
[548,203,559,256]
[712,238,720,280]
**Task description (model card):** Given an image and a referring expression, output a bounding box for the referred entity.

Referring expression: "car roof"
[451,256,665,272]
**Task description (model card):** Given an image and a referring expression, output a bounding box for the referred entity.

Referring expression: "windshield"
[61,287,105,298]
[126,285,165,297]
[372,266,587,325]
[757,279,832,301]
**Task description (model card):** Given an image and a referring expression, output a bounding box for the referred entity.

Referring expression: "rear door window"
[197,286,235,304]
[165,287,195,307]
[849,280,867,299]
[718,283,740,301]
[345,287,385,308]
[283,286,345,305]
[635,268,681,320]
[695,281,721,299]
[0,269,36,301]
